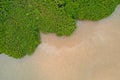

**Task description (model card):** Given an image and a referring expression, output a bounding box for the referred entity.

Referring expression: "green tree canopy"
[0,0,120,58]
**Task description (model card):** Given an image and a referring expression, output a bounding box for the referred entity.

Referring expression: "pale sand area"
[0,5,120,80]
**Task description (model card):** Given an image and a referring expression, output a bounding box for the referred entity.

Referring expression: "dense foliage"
[0,0,120,58]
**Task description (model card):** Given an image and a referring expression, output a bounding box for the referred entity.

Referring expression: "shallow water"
[0,5,120,80]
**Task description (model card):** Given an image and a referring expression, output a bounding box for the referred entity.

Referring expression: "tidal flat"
[0,5,120,80]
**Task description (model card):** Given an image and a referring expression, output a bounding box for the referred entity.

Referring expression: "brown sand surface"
[0,5,120,80]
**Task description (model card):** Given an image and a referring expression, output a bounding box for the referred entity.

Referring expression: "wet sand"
[0,5,120,80]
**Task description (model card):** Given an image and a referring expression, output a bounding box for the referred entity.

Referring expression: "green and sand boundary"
[0,0,120,58]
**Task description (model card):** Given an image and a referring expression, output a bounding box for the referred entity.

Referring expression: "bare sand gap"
[0,5,120,80]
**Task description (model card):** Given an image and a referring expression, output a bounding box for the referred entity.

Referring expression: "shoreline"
[0,4,120,80]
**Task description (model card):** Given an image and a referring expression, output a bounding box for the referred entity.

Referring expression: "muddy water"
[0,5,120,80]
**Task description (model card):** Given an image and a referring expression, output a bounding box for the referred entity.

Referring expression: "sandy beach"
[0,5,120,80]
